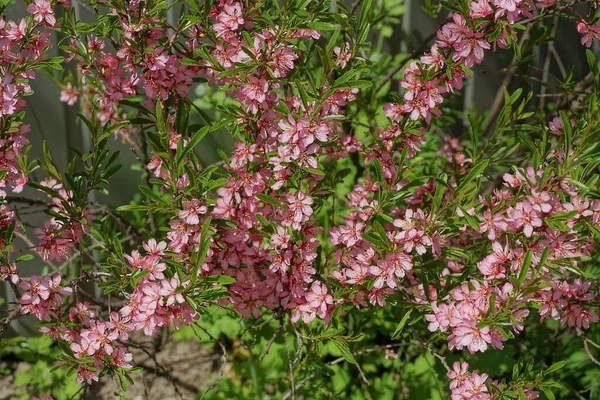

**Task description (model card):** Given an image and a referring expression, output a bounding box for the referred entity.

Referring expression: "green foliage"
[0,336,81,399]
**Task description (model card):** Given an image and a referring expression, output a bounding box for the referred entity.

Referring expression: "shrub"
[1,0,600,398]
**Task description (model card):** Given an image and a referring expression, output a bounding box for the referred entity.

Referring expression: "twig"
[6,196,53,206]
[193,323,229,400]
[125,341,188,398]
[580,334,600,367]
[283,322,296,400]
[0,306,22,334]
[259,321,282,361]
[482,27,531,137]
[281,343,409,400]
[539,18,559,109]
[14,232,61,274]
[374,29,439,95]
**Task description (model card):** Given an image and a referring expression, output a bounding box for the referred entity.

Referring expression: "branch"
[193,323,229,400]
[281,343,409,400]
[374,29,439,95]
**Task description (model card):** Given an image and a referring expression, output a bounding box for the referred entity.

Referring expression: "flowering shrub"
[2,0,600,398]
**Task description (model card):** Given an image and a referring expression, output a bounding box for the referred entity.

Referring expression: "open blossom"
[27,0,56,26]
[284,191,313,228]
[178,199,207,225]
[370,252,413,289]
[297,281,334,323]
[1,263,19,284]
[425,302,453,332]
[238,76,270,113]
[75,365,99,385]
[0,75,19,117]
[448,322,492,353]
[333,42,351,68]
[213,1,244,37]
[577,21,600,48]
[508,201,543,237]
[453,31,490,67]
[59,82,79,105]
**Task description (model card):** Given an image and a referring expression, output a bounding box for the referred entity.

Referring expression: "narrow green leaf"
[545,361,566,374]
[518,250,532,285]
[391,309,413,339]
[331,339,356,363]
[256,193,288,210]
[455,159,489,193]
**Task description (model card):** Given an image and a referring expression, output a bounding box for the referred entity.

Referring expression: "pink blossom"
[453,31,490,67]
[27,0,56,26]
[577,22,600,48]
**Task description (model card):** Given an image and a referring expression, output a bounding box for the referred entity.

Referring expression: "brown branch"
[482,27,532,137]
[5,196,52,207]
[374,29,439,95]
[259,321,282,361]
[0,306,22,334]
[281,343,411,400]
[580,332,600,367]
[193,323,229,400]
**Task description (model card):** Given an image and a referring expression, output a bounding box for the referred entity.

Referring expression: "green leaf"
[203,275,236,285]
[455,159,489,193]
[115,204,152,212]
[586,49,599,90]
[138,185,169,205]
[177,126,210,164]
[331,339,356,363]
[517,250,532,285]
[440,0,462,12]
[15,254,34,262]
[306,21,337,31]
[391,309,412,339]
[541,388,555,400]
[359,0,372,29]
[544,361,566,374]
[337,80,373,90]
[458,206,480,231]
[180,58,202,66]
[256,193,288,210]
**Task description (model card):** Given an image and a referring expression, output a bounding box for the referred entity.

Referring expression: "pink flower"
[493,0,521,13]
[577,22,600,48]
[19,275,51,305]
[298,281,334,323]
[333,43,352,68]
[1,263,19,285]
[508,201,543,237]
[238,76,270,114]
[425,302,453,332]
[76,365,99,385]
[59,82,79,106]
[27,0,56,26]
[143,238,167,258]
[448,322,492,353]
[213,2,244,37]
[285,191,313,228]
[271,226,291,249]
[159,276,185,306]
[178,199,207,225]
[469,0,493,18]
[369,252,413,289]
[447,361,469,390]
[453,31,490,67]
[81,322,118,355]
[111,345,134,368]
